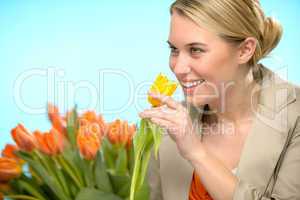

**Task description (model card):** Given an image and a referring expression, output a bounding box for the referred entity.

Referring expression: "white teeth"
[181,79,205,88]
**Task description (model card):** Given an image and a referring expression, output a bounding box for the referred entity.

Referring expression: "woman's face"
[168,11,242,107]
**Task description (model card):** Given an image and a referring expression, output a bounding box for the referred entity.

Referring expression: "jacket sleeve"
[233,123,300,200]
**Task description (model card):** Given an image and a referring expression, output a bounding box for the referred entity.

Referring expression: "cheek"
[169,56,176,72]
[189,58,212,80]
[194,50,238,83]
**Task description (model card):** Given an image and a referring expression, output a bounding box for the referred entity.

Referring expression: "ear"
[237,37,257,64]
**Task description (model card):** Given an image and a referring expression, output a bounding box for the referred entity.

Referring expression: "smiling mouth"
[180,79,205,89]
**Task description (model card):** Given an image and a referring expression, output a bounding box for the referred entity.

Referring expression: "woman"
[140,0,300,200]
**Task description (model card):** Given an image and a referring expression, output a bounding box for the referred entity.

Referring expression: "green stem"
[82,159,95,187]
[53,157,71,197]
[57,155,83,188]
[72,152,85,185]
[17,180,47,200]
[32,151,70,200]
[33,151,52,173]
[129,149,142,200]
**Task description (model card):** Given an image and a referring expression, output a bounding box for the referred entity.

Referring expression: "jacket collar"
[253,64,297,132]
[236,65,297,186]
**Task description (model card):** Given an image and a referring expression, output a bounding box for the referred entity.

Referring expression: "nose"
[171,53,191,75]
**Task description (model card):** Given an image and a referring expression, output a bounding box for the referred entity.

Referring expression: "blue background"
[1,0,300,148]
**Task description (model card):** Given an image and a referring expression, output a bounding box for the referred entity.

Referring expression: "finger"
[139,108,179,124]
[139,108,160,118]
[141,105,178,116]
[148,92,183,110]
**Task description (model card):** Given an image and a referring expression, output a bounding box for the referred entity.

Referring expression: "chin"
[184,95,208,108]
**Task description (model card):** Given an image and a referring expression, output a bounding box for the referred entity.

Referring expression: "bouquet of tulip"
[0,74,177,200]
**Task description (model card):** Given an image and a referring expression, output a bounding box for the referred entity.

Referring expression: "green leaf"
[61,149,85,187]
[15,151,34,162]
[115,147,128,176]
[115,181,130,198]
[135,119,147,147]
[16,151,70,200]
[102,138,117,170]
[66,106,78,149]
[148,121,163,159]
[94,153,113,193]
[110,175,131,198]
[69,183,79,198]
[17,180,48,200]
[127,145,135,174]
[135,180,150,200]
[81,159,95,188]
[54,166,71,197]
[129,119,161,200]
[130,119,150,200]
[76,188,122,200]
[135,148,151,190]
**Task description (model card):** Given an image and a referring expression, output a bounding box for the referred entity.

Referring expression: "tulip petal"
[0,157,22,182]
[11,124,36,152]
[148,73,178,107]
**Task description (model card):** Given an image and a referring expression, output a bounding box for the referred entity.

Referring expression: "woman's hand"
[139,92,206,162]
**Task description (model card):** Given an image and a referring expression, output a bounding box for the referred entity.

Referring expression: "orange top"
[189,171,214,200]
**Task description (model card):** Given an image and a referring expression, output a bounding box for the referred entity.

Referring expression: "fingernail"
[149,91,157,96]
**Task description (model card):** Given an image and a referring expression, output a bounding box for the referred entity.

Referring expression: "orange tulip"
[48,103,67,135]
[0,192,3,200]
[11,124,36,152]
[0,182,11,192]
[0,157,22,182]
[79,111,106,137]
[107,119,136,148]
[34,128,64,156]
[1,144,24,164]
[2,144,18,160]
[77,127,101,160]
[77,128,101,160]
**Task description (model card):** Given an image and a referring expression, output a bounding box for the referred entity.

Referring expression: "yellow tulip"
[148,73,178,107]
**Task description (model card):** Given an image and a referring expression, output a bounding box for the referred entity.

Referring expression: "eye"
[190,47,205,54]
[169,46,179,56]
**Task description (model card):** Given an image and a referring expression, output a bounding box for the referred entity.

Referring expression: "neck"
[209,68,259,123]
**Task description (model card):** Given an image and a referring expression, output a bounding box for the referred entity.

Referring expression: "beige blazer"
[147,65,300,200]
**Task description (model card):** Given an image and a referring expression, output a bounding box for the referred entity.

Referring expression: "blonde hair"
[170,0,283,82]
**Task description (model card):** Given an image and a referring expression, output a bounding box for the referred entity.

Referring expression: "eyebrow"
[167,40,208,47]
